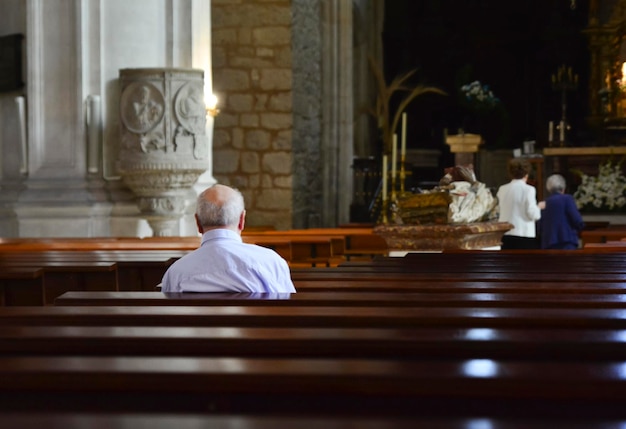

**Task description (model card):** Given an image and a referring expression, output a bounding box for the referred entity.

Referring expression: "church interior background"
[0,0,624,237]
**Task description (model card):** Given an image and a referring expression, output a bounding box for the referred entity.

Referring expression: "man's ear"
[238,210,246,232]
[195,214,203,235]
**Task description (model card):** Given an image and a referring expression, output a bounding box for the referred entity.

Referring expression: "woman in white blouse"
[496,158,544,250]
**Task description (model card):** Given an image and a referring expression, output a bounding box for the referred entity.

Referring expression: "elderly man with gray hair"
[537,174,585,250]
[161,184,296,293]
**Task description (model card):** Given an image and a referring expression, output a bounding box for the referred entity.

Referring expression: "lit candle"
[391,133,398,183]
[382,155,388,202]
[401,113,407,160]
[548,121,553,143]
[559,120,565,142]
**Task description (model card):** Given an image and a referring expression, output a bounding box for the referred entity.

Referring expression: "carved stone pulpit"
[118,68,209,236]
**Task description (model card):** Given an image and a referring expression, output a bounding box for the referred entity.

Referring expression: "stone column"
[118,68,210,236]
[320,0,354,226]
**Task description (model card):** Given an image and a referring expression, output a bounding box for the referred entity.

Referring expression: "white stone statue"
[448,181,496,224]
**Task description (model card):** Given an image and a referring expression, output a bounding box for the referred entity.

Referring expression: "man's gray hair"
[546,174,566,193]
[196,186,245,227]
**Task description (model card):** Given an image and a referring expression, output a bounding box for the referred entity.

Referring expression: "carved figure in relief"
[120,82,165,135]
[175,83,205,136]
[134,85,163,130]
[174,82,209,160]
[139,132,165,153]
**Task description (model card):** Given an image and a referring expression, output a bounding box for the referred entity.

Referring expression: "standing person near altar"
[537,174,585,250]
[497,158,543,250]
[161,184,296,293]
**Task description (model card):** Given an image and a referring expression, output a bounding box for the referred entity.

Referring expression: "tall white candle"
[548,121,553,143]
[391,133,398,183]
[401,113,407,160]
[382,155,388,202]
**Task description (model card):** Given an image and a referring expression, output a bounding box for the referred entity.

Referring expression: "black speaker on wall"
[0,33,24,93]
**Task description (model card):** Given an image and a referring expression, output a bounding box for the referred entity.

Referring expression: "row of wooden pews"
[581,223,626,246]
[0,247,626,425]
[2,300,626,420]
[242,227,388,266]
[0,229,389,305]
[3,234,626,424]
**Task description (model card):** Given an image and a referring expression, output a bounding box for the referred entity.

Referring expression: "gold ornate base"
[374,221,513,251]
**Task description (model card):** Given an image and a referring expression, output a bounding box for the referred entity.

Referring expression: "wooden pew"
[0,236,200,251]
[243,234,342,267]
[4,414,594,429]
[0,235,340,267]
[336,252,626,273]
[289,251,626,285]
[0,355,625,417]
[243,227,388,262]
[581,226,626,244]
[290,268,626,283]
[293,278,626,292]
[0,250,185,292]
[584,241,626,250]
[0,260,118,305]
[2,305,626,329]
[0,267,44,306]
[2,324,626,361]
[0,229,381,267]
[54,290,626,309]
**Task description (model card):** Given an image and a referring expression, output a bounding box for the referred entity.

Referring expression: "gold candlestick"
[391,134,397,202]
[400,157,406,194]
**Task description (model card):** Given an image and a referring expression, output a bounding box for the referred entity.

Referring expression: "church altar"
[542,146,626,176]
[581,214,626,225]
[542,146,626,156]
[374,221,513,253]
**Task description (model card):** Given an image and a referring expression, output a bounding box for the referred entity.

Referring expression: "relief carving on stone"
[122,170,203,194]
[138,196,186,216]
[117,68,210,236]
[120,82,167,153]
[174,82,208,160]
[121,82,165,133]
[120,82,166,153]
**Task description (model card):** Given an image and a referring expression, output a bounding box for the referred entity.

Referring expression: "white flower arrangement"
[460,81,499,110]
[573,160,626,212]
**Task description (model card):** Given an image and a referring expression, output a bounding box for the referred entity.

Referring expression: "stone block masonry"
[212,0,294,230]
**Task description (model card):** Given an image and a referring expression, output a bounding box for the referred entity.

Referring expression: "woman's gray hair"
[546,174,566,193]
[196,186,245,227]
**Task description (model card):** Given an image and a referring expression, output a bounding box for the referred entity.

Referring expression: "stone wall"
[212,0,295,230]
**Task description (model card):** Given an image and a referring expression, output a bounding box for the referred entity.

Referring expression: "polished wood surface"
[2,236,626,421]
[54,290,626,308]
